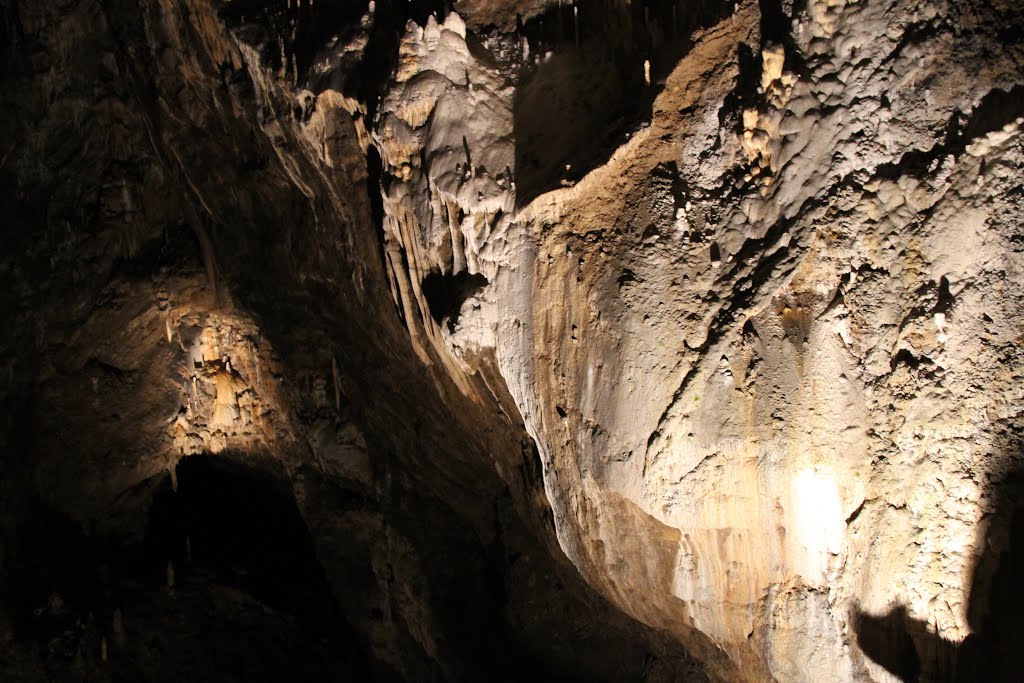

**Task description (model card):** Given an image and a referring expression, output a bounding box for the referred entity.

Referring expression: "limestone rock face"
[2,0,1023,681]
[375,0,1024,681]
[0,0,700,680]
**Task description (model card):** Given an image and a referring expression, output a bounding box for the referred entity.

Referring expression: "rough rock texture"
[2,0,1023,681]
[0,0,703,680]
[375,0,1024,681]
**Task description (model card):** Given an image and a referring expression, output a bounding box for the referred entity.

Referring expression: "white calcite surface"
[375,1,1024,680]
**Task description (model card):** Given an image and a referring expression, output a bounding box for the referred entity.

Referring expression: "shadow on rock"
[853,464,1024,682]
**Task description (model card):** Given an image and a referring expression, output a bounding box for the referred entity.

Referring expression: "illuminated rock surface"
[1,0,1022,681]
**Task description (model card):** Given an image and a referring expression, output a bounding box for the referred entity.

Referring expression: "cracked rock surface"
[1,0,1023,681]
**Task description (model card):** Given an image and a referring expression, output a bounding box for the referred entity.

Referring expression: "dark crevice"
[880,18,948,68]
[341,0,451,120]
[513,0,734,206]
[366,144,390,285]
[652,160,689,210]
[618,268,639,288]
[935,275,954,315]
[875,84,1024,180]
[757,0,806,76]
[890,347,930,371]
[721,43,762,137]
[845,498,867,525]
[420,268,488,332]
[961,85,1024,145]
[709,241,721,265]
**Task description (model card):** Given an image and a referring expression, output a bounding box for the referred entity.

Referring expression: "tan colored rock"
[3,0,1022,679]
[376,1,1024,680]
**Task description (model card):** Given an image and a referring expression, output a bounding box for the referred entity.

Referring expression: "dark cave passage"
[130,454,373,682]
[421,269,489,332]
[118,454,371,682]
[1,453,372,682]
[148,455,344,634]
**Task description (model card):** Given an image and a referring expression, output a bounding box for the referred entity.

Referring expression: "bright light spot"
[791,466,845,579]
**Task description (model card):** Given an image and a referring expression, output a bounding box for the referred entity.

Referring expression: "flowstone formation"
[1,0,1022,681]
[376,1,1024,681]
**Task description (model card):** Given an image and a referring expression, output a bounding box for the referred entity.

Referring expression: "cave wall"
[1,0,1022,681]
[0,0,702,680]
[373,0,1024,681]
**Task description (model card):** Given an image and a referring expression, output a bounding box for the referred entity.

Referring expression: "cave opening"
[134,453,371,681]
[147,455,348,638]
[1,453,372,681]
